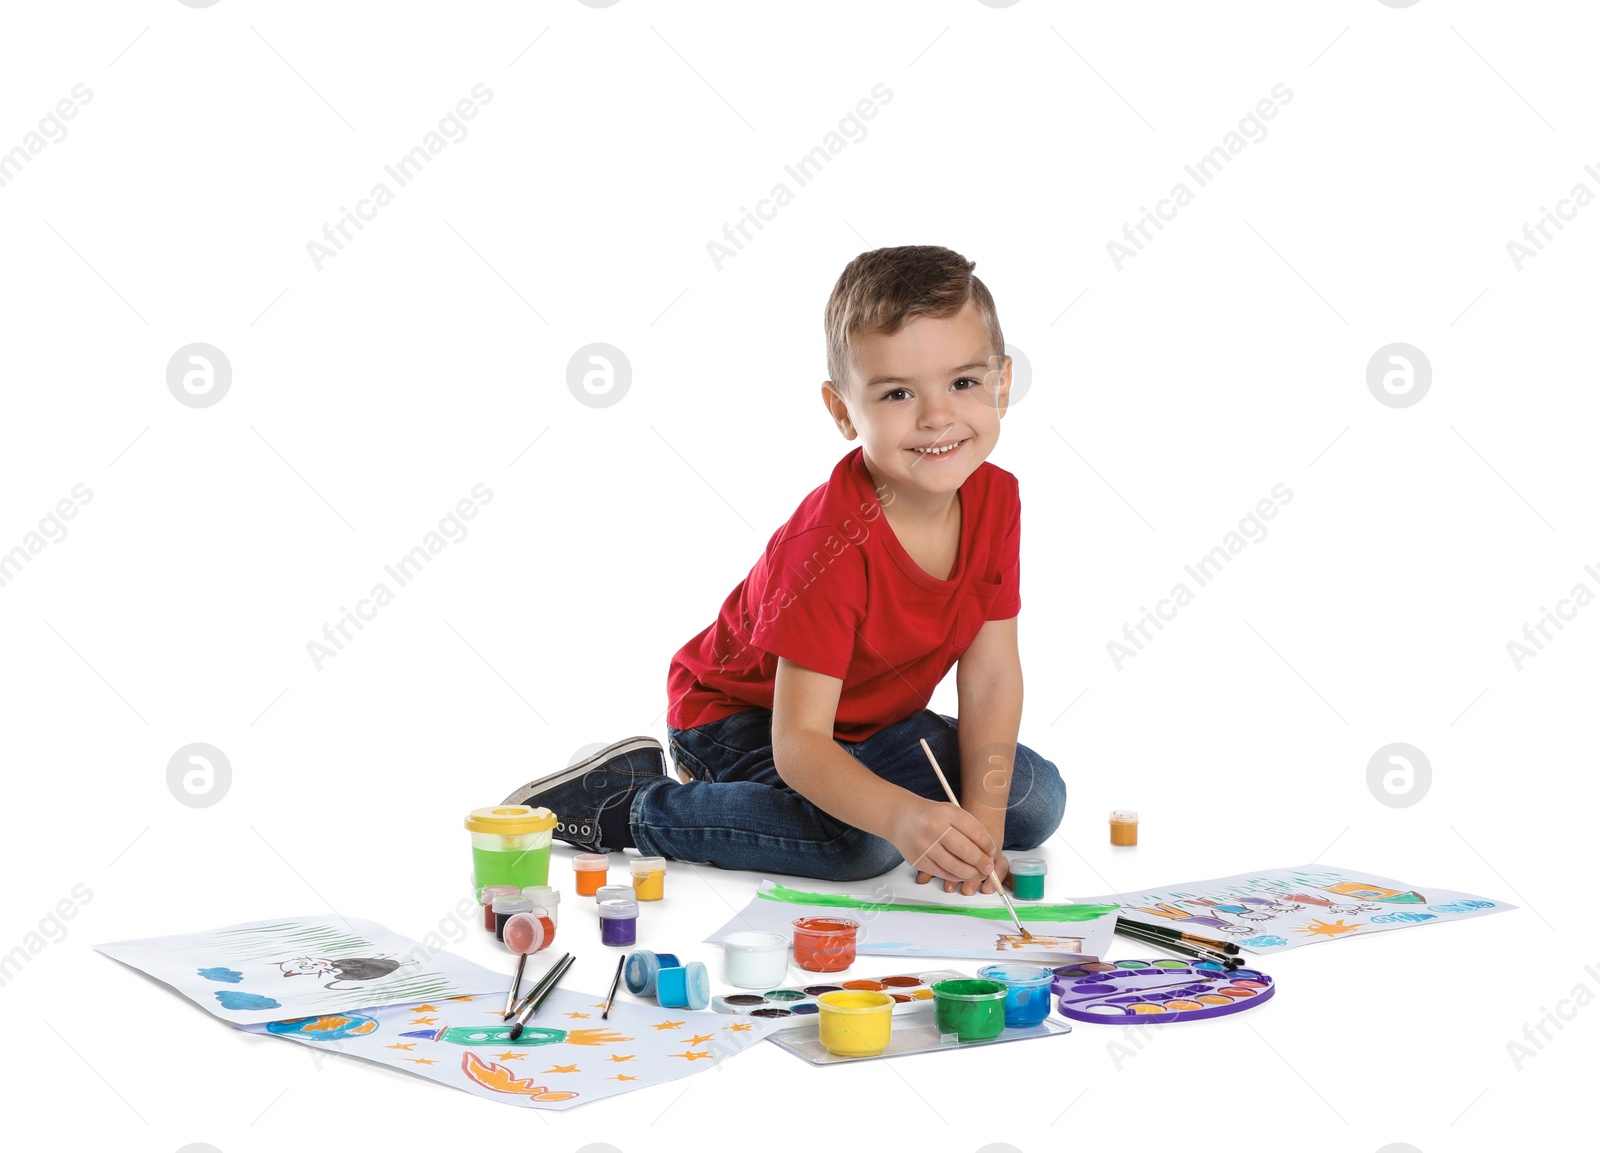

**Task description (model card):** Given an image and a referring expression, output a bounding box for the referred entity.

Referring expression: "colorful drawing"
[265,1013,380,1041]
[401,1024,631,1048]
[1078,866,1513,954]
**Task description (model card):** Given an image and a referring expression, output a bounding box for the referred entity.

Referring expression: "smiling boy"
[503,245,1065,895]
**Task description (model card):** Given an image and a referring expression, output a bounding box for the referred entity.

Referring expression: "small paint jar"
[791,917,859,973]
[479,885,520,932]
[656,961,710,1011]
[623,950,683,998]
[466,805,556,896]
[572,853,610,896]
[977,963,1054,1028]
[630,856,667,901]
[595,884,633,904]
[520,886,560,926]
[816,990,895,1057]
[491,895,533,943]
[1009,858,1047,901]
[932,978,1008,1042]
[1110,809,1139,846]
[503,911,553,956]
[721,930,789,989]
[598,898,639,947]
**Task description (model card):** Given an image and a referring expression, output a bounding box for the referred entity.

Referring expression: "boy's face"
[822,300,1010,505]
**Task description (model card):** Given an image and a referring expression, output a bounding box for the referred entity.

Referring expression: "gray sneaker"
[500,736,667,852]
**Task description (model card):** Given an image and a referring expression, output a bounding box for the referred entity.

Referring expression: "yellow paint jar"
[630,855,666,901]
[1110,809,1139,846]
[816,990,895,1057]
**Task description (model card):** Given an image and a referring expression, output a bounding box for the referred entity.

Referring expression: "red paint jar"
[791,916,860,973]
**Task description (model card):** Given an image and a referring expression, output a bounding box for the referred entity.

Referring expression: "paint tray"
[768,1014,1073,1066]
[711,968,965,1028]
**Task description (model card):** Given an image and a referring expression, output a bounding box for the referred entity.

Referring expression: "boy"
[503,245,1065,896]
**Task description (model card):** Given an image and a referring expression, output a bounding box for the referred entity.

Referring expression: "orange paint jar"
[572,853,609,896]
[791,916,859,973]
[1109,810,1139,846]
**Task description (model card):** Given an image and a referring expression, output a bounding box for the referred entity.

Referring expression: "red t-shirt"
[666,447,1021,742]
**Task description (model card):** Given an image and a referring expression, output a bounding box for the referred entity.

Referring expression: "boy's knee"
[1003,749,1066,851]
[822,827,903,882]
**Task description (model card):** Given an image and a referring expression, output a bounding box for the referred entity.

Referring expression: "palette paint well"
[711,970,962,1029]
[1051,959,1275,1024]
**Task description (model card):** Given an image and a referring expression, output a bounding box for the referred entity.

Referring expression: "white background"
[2,2,1595,1151]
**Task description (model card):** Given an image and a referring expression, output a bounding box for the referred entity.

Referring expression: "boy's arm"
[771,657,998,887]
[937,616,1024,897]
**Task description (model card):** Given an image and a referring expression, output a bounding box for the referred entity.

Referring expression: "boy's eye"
[951,377,979,391]
[882,387,911,401]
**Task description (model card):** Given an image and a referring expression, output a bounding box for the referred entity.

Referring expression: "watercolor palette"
[711,969,966,1029]
[1051,959,1275,1024]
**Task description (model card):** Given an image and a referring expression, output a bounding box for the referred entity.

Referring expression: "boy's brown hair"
[824,245,1005,392]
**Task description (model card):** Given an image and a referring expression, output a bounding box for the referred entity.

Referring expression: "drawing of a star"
[725,1023,753,1032]
[412,1004,438,1012]
[545,1064,580,1074]
[608,1054,636,1062]
[566,1011,590,1019]
[496,1052,525,1061]
[385,1042,416,1051]
[405,1057,438,1066]
[592,1002,611,1009]
[684,1033,715,1046]
[670,1050,712,1061]
[653,1020,685,1030]
[611,1074,639,1082]
[446,995,475,1002]
[409,1017,438,1025]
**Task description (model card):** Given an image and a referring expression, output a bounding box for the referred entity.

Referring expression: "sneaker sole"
[500,735,664,808]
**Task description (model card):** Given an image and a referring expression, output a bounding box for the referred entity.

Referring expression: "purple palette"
[1052,959,1274,1024]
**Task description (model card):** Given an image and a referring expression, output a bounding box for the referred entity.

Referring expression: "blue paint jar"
[623,950,683,998]
[655,961,710,1011]
[977,963,1055,1028]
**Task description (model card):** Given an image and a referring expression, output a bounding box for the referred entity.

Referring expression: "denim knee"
[1003,747,1066,851]
[819,825,903,882]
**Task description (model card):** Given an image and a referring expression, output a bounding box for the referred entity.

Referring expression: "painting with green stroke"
[756,883,1119,922]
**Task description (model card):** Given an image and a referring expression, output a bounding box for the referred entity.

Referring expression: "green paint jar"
[1010,857,1047,901]
[932,978,1008,1042]
[465,805,556,899]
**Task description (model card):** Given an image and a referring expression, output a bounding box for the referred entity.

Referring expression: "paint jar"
[598,898,639,947]
[521,886,561,926]
[623,950,682,998]
[466,805,557,897]
[931,978,1008,1042]
[656,961,710,1011]
[595,884,633,905]
[721,930,790,989]
[630,856,667,901]
[1009,858,1047,901]
[503,911,554,956]
[491,894,533,943]
[977,963,1054,1028]
[816,990,895,1057]
[1110,810,1139,846]
[572,853,610,896]
[479,885,521,932]
[791,917,859,973]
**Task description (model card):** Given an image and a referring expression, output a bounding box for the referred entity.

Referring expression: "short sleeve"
[989,477,1021,620]
[746,526,867,679]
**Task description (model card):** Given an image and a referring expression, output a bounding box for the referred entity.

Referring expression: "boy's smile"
[822,300,1011,516]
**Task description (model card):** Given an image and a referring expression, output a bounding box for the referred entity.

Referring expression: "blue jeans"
[632,708,1066,882]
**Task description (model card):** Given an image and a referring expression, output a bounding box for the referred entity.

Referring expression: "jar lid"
[465,805,557,834]
[479,884,521,905]
[521,886,560,903]
[491,895,533,913]
[1010,857,1047,875]
[573,853,610,870]
[595,885,633,902]
[598,898,639,919]
[630,856,666,872]
[1109,809,1138,822]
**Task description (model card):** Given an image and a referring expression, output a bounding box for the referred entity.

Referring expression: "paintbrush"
[918,738,1032,941]
[502,950,530,1020]
[1117,917,1240,954]
[601,954,625,1020]
[509,953,575,1040]
[1116,922,1241,968]
[505,951,572,1020]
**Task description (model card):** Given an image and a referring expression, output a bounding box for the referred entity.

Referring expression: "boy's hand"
[916,852,1011,897]
[892,798,999,895]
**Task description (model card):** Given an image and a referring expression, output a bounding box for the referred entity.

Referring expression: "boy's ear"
[820,381,857,440]
[987,354,1013,419]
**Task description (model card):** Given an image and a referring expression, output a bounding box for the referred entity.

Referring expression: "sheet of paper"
[1076,864,1514,953]
[705,880,1120,963]
[242,986,786,1110]
[97,915,509,1025]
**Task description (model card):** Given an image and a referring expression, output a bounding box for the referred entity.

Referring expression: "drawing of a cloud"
[215,991,282,1011]
[197,967,244,984]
